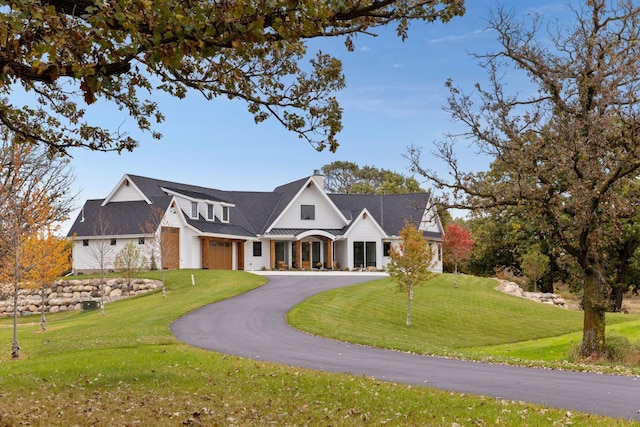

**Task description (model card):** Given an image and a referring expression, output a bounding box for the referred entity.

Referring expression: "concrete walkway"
[171,273,640,421]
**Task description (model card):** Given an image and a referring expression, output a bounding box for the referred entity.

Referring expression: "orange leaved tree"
[442,223,474,287]
[22,229,72,331]
[0,133,74,357]
[386,222,436,326]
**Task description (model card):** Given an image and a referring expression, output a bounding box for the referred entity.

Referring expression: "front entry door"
[301,241,311,269]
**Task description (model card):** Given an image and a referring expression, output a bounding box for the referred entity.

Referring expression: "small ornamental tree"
[386,223,436,326]
[442,223,474,287]
[22,229,72,331]
[113,242,148,291]
[521,246,550,293]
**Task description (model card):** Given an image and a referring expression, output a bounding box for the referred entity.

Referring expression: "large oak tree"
[1,0,464,155]
[410,1,640,357]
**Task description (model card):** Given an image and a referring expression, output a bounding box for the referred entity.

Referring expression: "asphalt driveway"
[170,273,640,421]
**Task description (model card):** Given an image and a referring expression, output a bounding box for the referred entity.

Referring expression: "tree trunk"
[40,284,47,332]
[162,268,166,298]
[611,285,625,312]
[100,277,105,317]
[12,282,19,358]
[580,267,606,358]
[453,262,458,287]
[406,286,412,326]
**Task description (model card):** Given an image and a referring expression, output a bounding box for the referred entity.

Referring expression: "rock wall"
[0,278,161,318]
[495,279,568,309]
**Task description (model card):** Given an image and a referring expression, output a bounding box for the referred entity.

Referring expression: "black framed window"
[300,204,315,220]
[383,242,391,257]
[253,241,262,257]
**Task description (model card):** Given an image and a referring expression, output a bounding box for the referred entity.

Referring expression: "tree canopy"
[410,1,640,356]
[321,161,423,194]
[1,0,465,155]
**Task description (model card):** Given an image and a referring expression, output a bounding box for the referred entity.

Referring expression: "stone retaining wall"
[0,278,161,317]
[495,279,568,309]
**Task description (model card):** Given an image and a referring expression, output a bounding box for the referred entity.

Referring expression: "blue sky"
[61,0,569,232]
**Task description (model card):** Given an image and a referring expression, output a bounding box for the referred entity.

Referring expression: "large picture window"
[353,241,376,268]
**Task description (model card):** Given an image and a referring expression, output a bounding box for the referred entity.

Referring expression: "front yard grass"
[0,270,636,425]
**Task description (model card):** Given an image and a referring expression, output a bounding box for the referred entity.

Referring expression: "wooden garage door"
[161,227,180,269]
[209,240,232,270]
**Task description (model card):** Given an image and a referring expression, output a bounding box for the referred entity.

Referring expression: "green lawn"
[0,270,636,426]
[288,274,640,367]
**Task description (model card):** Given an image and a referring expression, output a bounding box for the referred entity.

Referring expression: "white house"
[67,173,443,273]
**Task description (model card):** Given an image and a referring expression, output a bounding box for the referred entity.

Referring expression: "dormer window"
[207,204,214,221]
[222,206,229,223]
[301,204,315,220]
[191,201,198,219]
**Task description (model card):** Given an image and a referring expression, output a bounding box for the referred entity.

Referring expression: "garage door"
[209,240,232,270]
[161,227,180,269]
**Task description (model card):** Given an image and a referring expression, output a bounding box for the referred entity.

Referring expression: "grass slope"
[288,274,640,365]
[0,270,635,426]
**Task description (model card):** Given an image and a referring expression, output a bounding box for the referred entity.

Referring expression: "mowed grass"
[0,270,635,426]
[288,274,640,365]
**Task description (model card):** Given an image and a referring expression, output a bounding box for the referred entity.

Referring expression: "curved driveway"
[171,273,640,421]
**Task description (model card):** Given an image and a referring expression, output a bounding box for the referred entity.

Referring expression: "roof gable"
[342,208,388,238]
[102,174,151,205]
[266,176,348,232]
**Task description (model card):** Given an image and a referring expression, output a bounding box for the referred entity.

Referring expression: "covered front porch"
[268,230,338,270]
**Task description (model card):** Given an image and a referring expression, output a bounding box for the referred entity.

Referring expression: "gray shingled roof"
[328,192,431,236]
[69,174,438,241]
[67,196,172,237]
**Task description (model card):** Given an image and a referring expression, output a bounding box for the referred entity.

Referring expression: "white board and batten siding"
[273,186,347,230]
[105,178,147,203]
[72,237,154,272]
[343,214,386,270]
[243,239,270,271]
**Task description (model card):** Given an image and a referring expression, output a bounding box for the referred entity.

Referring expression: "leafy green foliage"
[521,246,550,292]
[1,0,465,154]
[321,160,424,194]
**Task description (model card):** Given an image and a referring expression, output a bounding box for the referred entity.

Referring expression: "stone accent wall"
[495,279,568,309]
[0,278,161,318]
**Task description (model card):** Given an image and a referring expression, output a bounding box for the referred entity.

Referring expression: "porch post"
[326,237,333,269]
[201,237,209,269]
[295,240,302,270]
[270,240,276,270]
